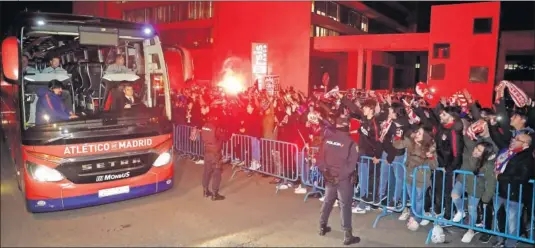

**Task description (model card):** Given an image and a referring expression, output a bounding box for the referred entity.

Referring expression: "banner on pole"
[264,75,280,96]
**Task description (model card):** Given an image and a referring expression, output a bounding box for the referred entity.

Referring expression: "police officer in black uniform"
[201,111,228,201]
[316,116,360,245]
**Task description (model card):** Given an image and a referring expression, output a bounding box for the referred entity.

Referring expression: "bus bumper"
[25,168,174,213]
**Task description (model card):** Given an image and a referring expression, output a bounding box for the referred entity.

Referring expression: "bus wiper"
[43,133,72,144]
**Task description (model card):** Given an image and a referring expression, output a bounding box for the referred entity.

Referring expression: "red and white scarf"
[402,99,421,125]
[379,119,393,143]
[465,119,485,140]
[497,80,532,107]
[449,91,469,113]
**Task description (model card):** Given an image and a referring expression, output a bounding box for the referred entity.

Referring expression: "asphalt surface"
[0,137,527,247]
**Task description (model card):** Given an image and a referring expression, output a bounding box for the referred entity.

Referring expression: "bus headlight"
[26,162,64,182]
[153,150,172,167]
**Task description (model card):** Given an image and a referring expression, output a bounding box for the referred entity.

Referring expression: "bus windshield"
[21,29,170,130]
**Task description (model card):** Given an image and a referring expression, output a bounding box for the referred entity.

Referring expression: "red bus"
[0,12,193,212]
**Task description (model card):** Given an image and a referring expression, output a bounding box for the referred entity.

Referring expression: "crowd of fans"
[172,80,534,246]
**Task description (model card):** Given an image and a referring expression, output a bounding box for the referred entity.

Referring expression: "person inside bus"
[111,84,141,111]
[22,54,38,75]
[42,56,67,74]
[105,55,134,74]
[35,80,78,125]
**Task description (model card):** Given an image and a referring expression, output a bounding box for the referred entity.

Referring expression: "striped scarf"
[379,119,393,143]
[465,119,485,140]
[496,80,532,107]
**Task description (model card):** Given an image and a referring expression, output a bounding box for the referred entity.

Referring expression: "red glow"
[73,1,502,106]
[218,71,245,95]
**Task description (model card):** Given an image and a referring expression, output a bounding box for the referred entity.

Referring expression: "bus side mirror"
[2,37,20,82]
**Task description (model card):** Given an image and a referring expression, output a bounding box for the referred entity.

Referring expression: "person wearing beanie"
[316,114,360,246]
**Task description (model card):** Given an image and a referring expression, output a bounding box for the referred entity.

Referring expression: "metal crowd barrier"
[411,166,535,245]
[173,124,232,162]
[300,147,325,201]
[229,134,300,193]
[299,149,408,228]
[173,124,534,245]
[174,124,204,159]
[357,156,408,228]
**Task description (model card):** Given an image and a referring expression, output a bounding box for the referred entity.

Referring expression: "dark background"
[1,1,534,38]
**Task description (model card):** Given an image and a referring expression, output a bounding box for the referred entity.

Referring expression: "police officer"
[317,116,360,245]
[201,111,228,201]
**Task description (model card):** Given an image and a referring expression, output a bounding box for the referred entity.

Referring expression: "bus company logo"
[63,138,153,155]
[82,157,142,171]
[96,172,131,182]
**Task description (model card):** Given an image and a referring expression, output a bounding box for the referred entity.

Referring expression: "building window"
[123,8,151,24]
[361,16,368,32]
[326,1,340,21]
[344,10,362,29]
[433,43,450,59]
[313,1,340,21]
[504,55,535,81]
[469,66,489,83]
[313,2,369,33]
[473,18,492,34]
[430,63,445,80]
[123,1,213,24]
[314,1,327,16]
[312,25,339,37]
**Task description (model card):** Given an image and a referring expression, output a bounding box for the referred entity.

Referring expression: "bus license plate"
[98,186,130,198]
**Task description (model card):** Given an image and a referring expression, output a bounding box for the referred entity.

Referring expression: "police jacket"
[316,128,359,181]
[435,119,464,173]
[201,121,226,155]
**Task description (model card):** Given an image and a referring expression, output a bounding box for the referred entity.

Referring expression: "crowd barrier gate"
[299,148,408,228]
[300,147,325,201]
[174,124,204,159]
[173,124,232,162]
[357,156,408,228]
[229,134,300,194]
[410,166,535,245]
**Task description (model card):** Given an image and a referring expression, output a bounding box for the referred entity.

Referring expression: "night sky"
[416,1,535,32]
[1,1,534,38]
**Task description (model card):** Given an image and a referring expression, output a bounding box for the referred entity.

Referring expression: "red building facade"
[74,1,501,106]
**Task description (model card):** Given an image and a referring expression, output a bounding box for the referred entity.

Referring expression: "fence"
[173,124,535,245]
[411,166,535,245]
[228,133,300,193]
[174,124,232,161]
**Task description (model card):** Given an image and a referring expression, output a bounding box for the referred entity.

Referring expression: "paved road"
[0,138,518,247]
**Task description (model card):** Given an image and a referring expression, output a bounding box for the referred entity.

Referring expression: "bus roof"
[14,12,151,32]
[15,12,156,62]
